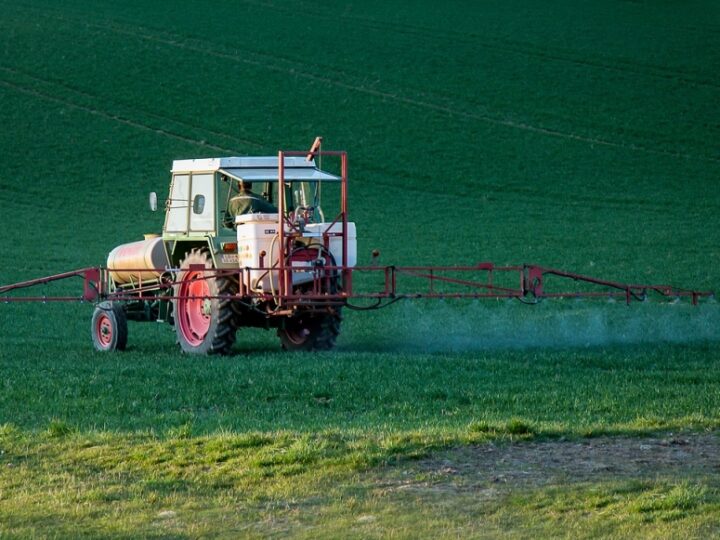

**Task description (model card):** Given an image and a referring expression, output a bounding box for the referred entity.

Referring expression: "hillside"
[1,1,719,537]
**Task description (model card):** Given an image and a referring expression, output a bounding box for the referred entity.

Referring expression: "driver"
[228,180,277,217]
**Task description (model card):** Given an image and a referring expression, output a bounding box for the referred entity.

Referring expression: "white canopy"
[171,156,340,182]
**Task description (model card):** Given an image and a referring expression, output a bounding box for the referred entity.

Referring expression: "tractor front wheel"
[173,249,237,355]
[91,301,128,352]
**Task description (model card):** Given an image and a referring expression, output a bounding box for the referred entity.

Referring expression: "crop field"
[1,0,719,537]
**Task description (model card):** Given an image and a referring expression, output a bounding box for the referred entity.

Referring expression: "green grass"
[2,304,720,435]
[2,422,719,537]
[1,0,719,536]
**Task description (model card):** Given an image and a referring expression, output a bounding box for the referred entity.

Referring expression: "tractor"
[96,139,356,354]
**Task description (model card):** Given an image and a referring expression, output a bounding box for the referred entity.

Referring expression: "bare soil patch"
[385,433,720,493]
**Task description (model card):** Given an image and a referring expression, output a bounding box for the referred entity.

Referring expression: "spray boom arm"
[0,262,713,308]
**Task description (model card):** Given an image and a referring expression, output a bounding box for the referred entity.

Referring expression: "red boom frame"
[0,263,713,307]
[0,145,714,307]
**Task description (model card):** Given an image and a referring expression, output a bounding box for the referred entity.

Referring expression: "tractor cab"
[217,158,338,228]
[163,156,337,233]
[160,156,350,272]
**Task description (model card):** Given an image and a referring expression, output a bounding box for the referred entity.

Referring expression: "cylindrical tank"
[236,213,280,291]
[107,237,168,285]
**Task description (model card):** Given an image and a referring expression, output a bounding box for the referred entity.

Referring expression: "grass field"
[1,0,719,537]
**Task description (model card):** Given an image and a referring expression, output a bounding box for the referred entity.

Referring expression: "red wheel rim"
[96,313,113,348]
[178,271,211,347]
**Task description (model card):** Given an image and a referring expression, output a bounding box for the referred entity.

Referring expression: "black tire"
[91,301,128,352]
[278,308,342,351]
[278,246,342,351]
[173,249,237,355]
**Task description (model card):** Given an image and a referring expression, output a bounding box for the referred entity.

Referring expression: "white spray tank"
[236,214,357,292]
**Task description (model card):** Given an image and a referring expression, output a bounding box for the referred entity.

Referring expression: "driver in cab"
[227,180,277,225]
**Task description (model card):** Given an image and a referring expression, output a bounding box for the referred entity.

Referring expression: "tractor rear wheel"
[278,309,342,351]
[277,246,342,351]
[91,301,128,352]
[173,249,237,355]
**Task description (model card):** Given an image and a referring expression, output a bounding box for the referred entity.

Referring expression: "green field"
[1,0,719,537]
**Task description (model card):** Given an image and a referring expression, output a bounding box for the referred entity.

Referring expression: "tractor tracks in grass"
[3,3,718,165]
[65,22,720,164]
[0,61,707,211]
[360,161,720,215]
[0,65,265,155]
[0,75,234,154]
[85,20,720,164]
[0,67,713,213]
[243,0,720,92]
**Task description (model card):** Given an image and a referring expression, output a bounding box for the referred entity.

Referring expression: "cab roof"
[171,156,341,182]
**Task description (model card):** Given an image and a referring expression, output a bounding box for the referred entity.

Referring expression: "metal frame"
[276,148,351,308]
